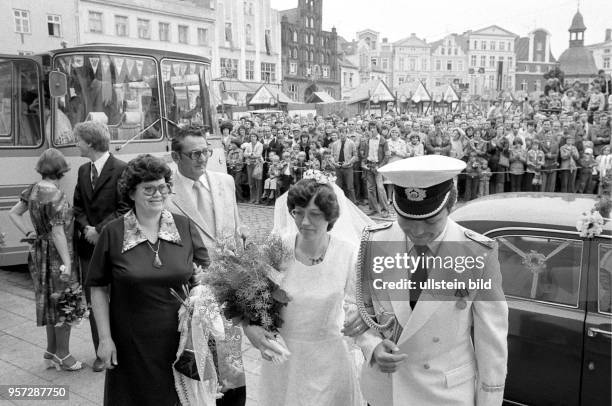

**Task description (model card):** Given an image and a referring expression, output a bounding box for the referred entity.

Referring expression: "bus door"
[0,56,45,266]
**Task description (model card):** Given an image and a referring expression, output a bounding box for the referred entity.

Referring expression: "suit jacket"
[165,169,243,250]
[73,154,129,259]
[360,135,390,167]
[357,219,508,406]
[330,138,358,166]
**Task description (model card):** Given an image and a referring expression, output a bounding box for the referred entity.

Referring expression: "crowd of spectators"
[220,77,611,215]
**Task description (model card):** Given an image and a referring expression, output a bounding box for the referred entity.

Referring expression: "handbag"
[173,349,200,381]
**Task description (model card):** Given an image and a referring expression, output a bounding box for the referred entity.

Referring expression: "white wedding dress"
[257,233,364,406]
[244,183,373,406]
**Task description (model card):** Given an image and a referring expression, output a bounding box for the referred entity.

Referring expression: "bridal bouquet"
[50,283,90,327]
[576,195,611,238]
[202,235,293,364]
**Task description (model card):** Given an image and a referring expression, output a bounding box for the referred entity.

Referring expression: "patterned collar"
[122,209,182,253]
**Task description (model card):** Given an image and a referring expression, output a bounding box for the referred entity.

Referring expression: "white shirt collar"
[175,169,210,191]
[92,151,110,174]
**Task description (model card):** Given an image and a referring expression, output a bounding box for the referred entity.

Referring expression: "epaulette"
[365,221,393,232]
[464,230,494,249]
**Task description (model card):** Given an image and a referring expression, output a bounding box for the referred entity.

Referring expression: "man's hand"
[243,324,282,361]
[97,337,118,370]
[372,339,408,373]
[84,226,99,245]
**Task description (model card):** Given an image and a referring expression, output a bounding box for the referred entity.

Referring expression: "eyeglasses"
[141,183,172,196]
[181,149,213,160]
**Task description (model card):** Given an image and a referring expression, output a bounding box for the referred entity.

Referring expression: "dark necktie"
[90,163,98,190]
[338,140,345,163]
[410,245,429,309]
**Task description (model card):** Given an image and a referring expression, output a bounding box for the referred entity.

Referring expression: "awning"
[248,84,292,106]
[306,91,337,103]
[222,93,238,106]
[347,79,395,104]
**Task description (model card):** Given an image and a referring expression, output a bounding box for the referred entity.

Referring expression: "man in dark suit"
[73,121,128,372]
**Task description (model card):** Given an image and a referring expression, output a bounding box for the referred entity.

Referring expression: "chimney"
[606,28,612,41]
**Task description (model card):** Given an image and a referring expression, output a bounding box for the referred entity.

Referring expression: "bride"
[242,172,373,406]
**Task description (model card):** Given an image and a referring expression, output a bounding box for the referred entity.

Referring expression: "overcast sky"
[270,0,612,57]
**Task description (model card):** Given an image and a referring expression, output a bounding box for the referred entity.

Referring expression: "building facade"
[0,0,78,54]
[280,0,340,102]
[514,29,557,94]
[466,25,518,97]
[213,0,282,106]
[587,28,612,77]
[392,33,431,89]
[429,34,469,89]
[338,57,360,100]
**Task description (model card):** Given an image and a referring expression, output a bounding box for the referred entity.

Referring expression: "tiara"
[303,169,336,185]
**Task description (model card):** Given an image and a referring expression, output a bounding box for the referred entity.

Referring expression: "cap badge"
[405,187,426,201]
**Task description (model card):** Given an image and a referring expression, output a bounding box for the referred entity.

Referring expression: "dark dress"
[87,210,210,406]
[20,183,80,326]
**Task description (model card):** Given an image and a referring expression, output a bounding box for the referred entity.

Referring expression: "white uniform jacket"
[357,219,508,406]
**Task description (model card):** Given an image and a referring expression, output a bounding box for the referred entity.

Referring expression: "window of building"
[536,41,543,51]
[473,40,478,50]
[14,10,30,34]
[292,30,298,42]
[265,29,272,53]
[470,55,477,67]
[261,63,276,82]
[290,62,297,74]
[343,72,348,86]
[137,19,150,39]
[499,56,504,65]
[309,51,314,62]
[382,58,388,70]
[310,17,315,28]
[115,15,128,37]
[520,80,528,91]
[605,48,611,54]
[441,47,445,55]
[436,59,441,71]
[409,58,415,71]
[500,41,505,51]
[489,56,496,68]
[245,24,253,45]
[245,60,255,79]
[220,58,238,78]
[454,48,458,55]
[480,55,486,67]
[309,34,314,45]
[288,84,299,101]
[604,57,610,69]
[421,58,427,70]
[292,48,297,58]
[457,61,463,71]
[399,57,404,71]
[349,73,354,86]
[508,57,513,68]
[159,22,170,41]
[488,75,495,89]
[225,23,232,43]
[197,28,208,46]
[490,41,495,51]
[371,58,377,67]
[323,66,329,78]
[47,15,61,37]
[178,25,189,44]
[88,11,103,33]
[481,41,486,50]
[447,60,452,71]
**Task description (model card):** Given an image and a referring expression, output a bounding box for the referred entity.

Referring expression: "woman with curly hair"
[88,154,210,406]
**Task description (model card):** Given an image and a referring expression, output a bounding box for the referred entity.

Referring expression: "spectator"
[559,134,580,193]
[360,122,390,217]
[576,147,597,193]
[262,154,281,205]
[243,133,264,204]
[509,138,526,192]
[383,127,407,204]
[227,140,245,202]
[331,128,358,203]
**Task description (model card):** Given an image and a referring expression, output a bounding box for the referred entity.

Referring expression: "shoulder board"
[464,230,495,249]
[365,221,393,232]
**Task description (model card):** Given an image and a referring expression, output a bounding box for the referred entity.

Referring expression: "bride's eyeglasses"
[290,208,325,222]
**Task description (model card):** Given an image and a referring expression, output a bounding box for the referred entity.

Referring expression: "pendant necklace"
[147,239,163,268]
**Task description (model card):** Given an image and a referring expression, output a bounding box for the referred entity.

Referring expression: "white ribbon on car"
[497,237,570,299]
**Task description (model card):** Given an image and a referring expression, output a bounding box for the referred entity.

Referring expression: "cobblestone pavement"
[0,201,421,405]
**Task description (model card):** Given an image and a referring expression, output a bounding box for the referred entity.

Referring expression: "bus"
[0,44,225,266]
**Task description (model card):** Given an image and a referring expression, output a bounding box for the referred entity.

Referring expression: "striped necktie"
[90,163,98,190]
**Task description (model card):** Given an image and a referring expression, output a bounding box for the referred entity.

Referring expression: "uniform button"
[424,363,430,370]
[432,337,440,343]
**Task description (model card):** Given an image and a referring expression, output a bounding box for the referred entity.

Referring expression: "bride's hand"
[243,324,280,360]
[342,309,369,337]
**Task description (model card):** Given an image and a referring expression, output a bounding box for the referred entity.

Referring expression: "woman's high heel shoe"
[52,354,83,371]
[44,351,55,369]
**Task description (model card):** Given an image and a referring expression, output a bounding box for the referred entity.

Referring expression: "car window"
[599,244,612,314]
[496,235,582,306]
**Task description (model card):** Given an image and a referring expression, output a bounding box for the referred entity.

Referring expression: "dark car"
[451,193,611,406]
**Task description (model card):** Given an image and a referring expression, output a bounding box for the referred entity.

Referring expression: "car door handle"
[587,327,612,338]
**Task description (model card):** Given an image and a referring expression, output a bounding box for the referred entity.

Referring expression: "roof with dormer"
[514,35,557,63]
[430,34,469,54]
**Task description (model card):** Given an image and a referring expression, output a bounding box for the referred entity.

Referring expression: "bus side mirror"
[49,71,67,98]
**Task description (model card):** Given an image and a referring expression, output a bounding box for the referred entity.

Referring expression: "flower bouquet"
[576,195,611,238]
[50,283,90,327]
[202,235,293,364]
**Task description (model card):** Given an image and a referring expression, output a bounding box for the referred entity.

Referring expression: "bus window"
[0,59,42,147]
[161,60,214,138]
[53,54,161,145]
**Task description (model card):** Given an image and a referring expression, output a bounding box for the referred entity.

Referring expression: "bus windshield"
[52,53,212,145]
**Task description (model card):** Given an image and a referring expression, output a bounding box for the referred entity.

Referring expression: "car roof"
[451,192,612,234]
[43,44,211,64]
